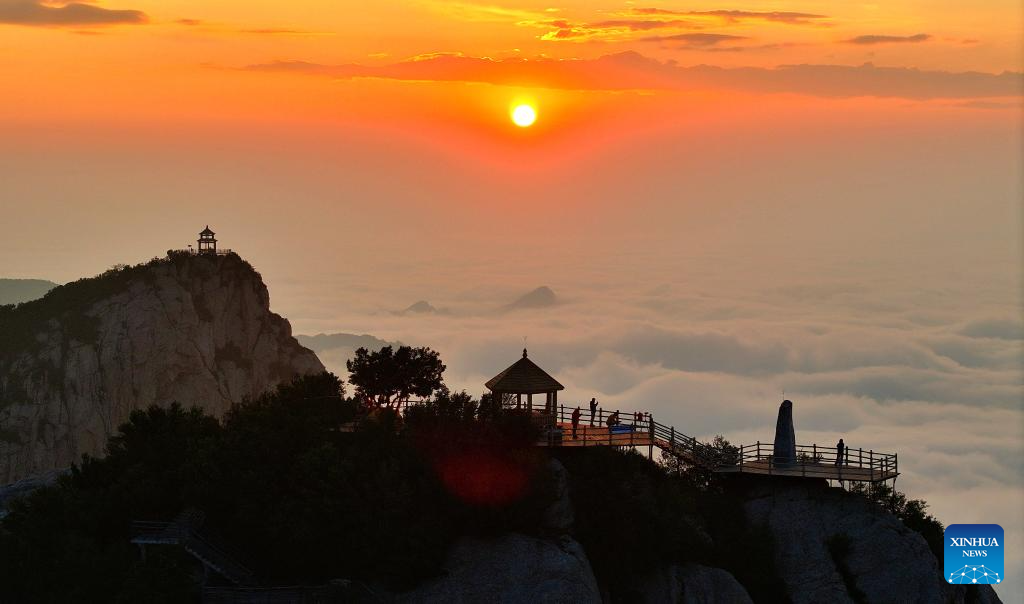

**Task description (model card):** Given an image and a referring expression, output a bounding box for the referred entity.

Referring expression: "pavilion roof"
[485,349,564,394]
[200,226,215,236]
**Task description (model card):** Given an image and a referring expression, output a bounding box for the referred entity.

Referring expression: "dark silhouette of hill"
[297,332,400,352]
[0,278,58,305]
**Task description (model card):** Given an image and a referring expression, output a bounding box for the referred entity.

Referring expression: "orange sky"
[1,0,1021,138]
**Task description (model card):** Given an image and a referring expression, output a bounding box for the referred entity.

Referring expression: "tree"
[346,345,446,407]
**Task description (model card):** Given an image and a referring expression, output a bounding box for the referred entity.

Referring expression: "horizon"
[1,0,1022,600]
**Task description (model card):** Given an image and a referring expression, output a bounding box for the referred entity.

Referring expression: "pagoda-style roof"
[485,349,564,395]
[199,226,215,236]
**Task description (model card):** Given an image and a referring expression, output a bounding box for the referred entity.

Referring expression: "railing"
[174,248,235,256]
[344,399,899,482]
[727,441,898,481]
[543,405,721,469]
[131,519,257,586]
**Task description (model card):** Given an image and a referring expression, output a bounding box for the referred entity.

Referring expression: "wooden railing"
[727,441,898,481]
[345,399,899,482]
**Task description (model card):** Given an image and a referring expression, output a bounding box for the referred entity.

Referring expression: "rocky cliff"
[388,465,1000,604]
[0,252,323,484]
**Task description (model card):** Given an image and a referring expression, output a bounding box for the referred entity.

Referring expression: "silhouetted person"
[835,438,845,466]
[589,398,597,426]
[571,406,582,440]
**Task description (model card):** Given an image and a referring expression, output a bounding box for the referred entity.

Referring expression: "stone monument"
[773,400,797,468]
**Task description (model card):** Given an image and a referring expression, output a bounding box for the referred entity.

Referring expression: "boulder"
[742,481,1002,604]
[542,459,574,534]
[396,533,600,604]
[633,564,754,604]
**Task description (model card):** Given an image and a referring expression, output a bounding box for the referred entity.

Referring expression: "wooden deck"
[714,459,898,482]
[544,409,898,484]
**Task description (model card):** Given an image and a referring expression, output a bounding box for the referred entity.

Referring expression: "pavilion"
[485,349,564,416]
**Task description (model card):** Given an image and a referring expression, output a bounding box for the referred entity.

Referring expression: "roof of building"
[485,349,564,394]
[199,226,215,236]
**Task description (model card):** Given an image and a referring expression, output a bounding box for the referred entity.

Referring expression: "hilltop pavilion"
[486,349,564,415]
[198,226,217,254]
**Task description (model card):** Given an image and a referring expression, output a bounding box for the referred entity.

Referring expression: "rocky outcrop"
[542,459,574,534]
[0,253,323,483]
[742,479,1001,604]
[633,564,753,604]
[396,533,601,604]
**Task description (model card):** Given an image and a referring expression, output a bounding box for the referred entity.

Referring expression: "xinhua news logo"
[944,524,1004,585]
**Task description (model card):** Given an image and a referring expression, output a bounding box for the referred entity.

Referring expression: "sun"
[511,104,537,128]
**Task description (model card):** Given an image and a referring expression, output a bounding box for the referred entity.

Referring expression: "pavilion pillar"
[527,393,533,412]
[552,390,557,414]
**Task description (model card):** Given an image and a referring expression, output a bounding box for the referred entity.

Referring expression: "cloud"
[959,317,1024,340]
[641,32,749,47]
[531,17,701,41]
[241,51,1024,100]
[845,33,932,45]
[0,0,147,27]
[632,8,828,26]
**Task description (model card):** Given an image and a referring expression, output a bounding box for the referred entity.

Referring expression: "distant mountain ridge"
[0,279,59,305]
[296,332,402,377]
[0,252,323,484]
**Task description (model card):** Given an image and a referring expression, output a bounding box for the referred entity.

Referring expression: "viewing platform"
[540,405,899,484]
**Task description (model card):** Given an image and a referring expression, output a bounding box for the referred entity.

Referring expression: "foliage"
[661,434,738,491]
[0,372,556,602]
[346,345,446,406]
[557,447,710,599]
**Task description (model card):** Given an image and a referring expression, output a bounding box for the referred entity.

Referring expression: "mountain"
[403,300,438,314]
[296,332,402,376]
[0,279,59,305]
[505,286,558,311]
[0,251,323,484]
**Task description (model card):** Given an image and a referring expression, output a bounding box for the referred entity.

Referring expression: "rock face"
[773,399,796,467]
[542,459,574,534]
[0,253,323,484]
[396,533,601,604]
[742,480,1002,604]
[634,564,753,604]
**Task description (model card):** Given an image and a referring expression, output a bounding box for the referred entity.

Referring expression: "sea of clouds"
[284,247,1022,599]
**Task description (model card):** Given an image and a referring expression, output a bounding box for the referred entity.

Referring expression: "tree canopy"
[346,345,445,406]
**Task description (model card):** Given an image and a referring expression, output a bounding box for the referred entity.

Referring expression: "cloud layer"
[242,51,1023,100]
[845,33,932,45]
[0,0,146,26]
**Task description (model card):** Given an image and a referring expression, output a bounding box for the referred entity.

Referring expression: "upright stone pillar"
[773,400,797,468]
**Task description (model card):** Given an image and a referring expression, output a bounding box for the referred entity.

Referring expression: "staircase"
[131,509,257,587]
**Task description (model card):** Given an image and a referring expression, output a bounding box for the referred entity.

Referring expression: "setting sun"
[511,104,537,128]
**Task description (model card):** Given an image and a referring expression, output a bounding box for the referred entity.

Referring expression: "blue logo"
[944,524,1004,585]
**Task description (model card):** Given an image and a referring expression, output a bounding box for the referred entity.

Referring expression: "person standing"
[571,406,582,440]
[835,438,845,466]
[589,397,598,426]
